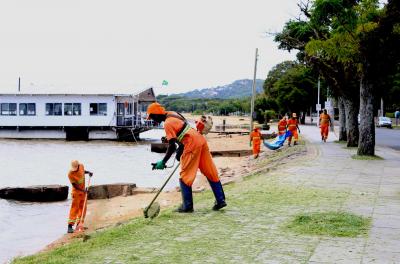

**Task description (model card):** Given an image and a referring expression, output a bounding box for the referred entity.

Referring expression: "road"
[375,127,400,151]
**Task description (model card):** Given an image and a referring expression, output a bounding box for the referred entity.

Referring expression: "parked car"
[376,116,392,128]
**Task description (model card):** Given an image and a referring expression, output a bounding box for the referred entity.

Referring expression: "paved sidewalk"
[284,125,400,263]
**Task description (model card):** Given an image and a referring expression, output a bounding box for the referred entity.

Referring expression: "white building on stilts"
[0,87,156,140]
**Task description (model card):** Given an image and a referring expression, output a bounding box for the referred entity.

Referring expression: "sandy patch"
[44,115,259,251]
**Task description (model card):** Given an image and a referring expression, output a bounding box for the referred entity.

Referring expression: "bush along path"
[14,141,375,264]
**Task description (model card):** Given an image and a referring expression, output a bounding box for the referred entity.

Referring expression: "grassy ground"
[286,212,370,237]
[14,144,369,264]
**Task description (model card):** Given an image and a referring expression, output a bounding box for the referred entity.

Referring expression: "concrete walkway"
[286,125,400,263]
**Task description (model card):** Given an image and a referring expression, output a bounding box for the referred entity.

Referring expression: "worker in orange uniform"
[277,115,288,136]
[195,115,207,135]
[319,109,332,142]
[250,124,262,159]
[67,160,93,233]
[147,102,226,212]
[287,113,300,146]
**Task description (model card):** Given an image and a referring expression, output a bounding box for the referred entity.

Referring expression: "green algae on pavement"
[285,212,371,237]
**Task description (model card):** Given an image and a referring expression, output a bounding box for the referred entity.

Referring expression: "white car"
[376,116,392,128]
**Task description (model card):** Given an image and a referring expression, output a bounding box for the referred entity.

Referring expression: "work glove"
[89,172,93,177]
[298,129,301,134]
[152,160,166,170]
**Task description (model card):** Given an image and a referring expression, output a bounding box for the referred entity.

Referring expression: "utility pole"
[18,77,21,92]
[250,48,258,132]
[317,77,321,127]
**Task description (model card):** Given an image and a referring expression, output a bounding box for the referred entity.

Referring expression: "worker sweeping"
[147,102,226,213]
[319,109,332,142]
[250,124,262,159]
[67,160,93,233]
[287,113,300,146]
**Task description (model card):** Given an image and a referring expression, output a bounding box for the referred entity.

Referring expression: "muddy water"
[0,129,180,263]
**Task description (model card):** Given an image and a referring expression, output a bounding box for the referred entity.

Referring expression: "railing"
[116,116,156,128]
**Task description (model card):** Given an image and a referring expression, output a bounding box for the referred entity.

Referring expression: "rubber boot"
[175,179,194,213]
[67,224,74,233]
[208,180,227,211]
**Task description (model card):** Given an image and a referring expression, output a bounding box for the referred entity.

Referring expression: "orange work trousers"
[68,191,85,225]
[252,139,261,157]
[320,124,329,139]
[180,142,219,186]
[288,130,298,144]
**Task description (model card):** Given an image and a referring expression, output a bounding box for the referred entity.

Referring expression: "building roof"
[0,87,155,97]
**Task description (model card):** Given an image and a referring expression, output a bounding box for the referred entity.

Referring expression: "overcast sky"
[0,0,298,94]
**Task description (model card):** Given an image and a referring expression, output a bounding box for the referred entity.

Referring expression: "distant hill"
[173,79,264,99]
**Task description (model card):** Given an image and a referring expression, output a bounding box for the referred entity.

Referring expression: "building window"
[141,103,149,112]
[19,103,36,116]
[117,103,124,115]
[90,103,107,116]
[64,103,81,116]
[46,103,63,116]
[126,103,133,115]
[1,103,17,116]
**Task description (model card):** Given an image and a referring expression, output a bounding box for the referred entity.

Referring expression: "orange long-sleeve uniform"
[68,164,86,225]
[164,112,220,187]
[320,113,331,141]
[277,119,287,135]
[195,120,205,134]
[250,128,262,157]
[287,118,299,144]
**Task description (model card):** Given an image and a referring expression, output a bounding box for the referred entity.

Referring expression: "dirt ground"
[44,115,261,251]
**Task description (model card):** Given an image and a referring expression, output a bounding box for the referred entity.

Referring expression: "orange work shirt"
[277,119,287,134]
[250,130,262,145]
[287,118,298,131]
[320,113,331,125]
[68,164,85,194]
[164,111,205,153]
[196,120,205,134]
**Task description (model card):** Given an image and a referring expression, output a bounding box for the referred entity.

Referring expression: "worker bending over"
[195,115,207,135]
[277,115,288,136]
[147,103,226,213]
[319,109,332,142]
[67,160,93,233]
[287,113,300,146]
[250,124,262,159]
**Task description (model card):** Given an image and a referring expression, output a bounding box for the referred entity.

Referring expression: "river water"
[0,129,179,263]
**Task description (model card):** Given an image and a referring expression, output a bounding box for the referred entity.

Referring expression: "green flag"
[162,80,168,86]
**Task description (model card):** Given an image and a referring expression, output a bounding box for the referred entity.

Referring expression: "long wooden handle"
[79,176,92,224]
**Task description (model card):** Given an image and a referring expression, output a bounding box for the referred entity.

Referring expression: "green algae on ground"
[285,212,371,237]
[351,154,383,160]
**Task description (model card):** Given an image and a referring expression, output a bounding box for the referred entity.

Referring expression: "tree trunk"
[358,77,375,156]
[343,96,359,147]
[338,96,347,141]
